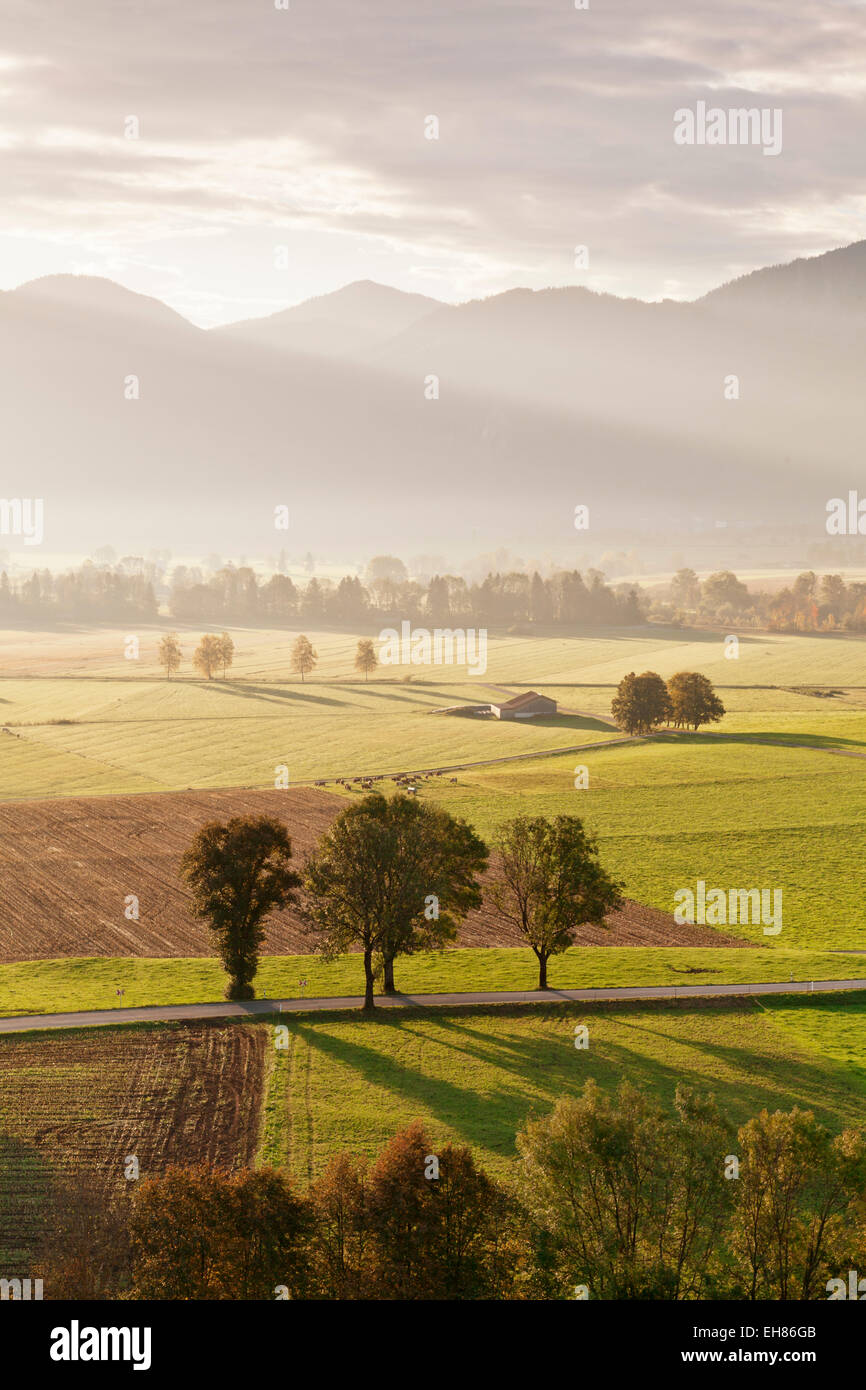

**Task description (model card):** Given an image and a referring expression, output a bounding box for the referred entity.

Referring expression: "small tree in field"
[354,638,377,681]
[666,671,725,731]
[157,633,182,680]
[180,815,301,999]
[193,633,222,680]
[492,815,622,989]
[611,670,672,735]
[217,631,235,679]
[290,634,317,682]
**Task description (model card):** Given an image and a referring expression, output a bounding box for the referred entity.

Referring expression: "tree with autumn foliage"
[290,633,317,681]
[128,1166,312,1300]
[611,670,672,735]
[730,1107,866,1301]
[354,637,378,681]
[157,632,182,679]
[308,1122,520,1299]
[193,632,222,679]
[666,671,725,731]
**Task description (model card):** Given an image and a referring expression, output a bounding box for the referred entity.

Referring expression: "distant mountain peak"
[217,277,442,354]
[6,273,196,328]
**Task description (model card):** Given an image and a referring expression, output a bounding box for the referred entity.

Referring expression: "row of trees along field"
[170,565,645,626]
[40,1090,866,1301]
[653,567,866,632]
[180,798,624,1004]
[158,632,322,681]
[611,670,726,735]
[0,560,641,626]
[2,557,865,633]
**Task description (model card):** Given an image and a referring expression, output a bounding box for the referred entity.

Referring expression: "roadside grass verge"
[0,946,861,1017]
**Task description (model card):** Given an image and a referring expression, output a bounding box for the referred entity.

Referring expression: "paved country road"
[1,977,865,1033]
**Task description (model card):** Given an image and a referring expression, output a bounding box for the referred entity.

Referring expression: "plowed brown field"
[0,1020,265,1276]
[0,787,752,962]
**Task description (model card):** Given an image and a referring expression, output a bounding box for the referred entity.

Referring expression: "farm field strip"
[0,676,619,800]
[3,624,866,685]
[0,786,754,965]
[0,1022,265,1279]
[5,995,865,1280]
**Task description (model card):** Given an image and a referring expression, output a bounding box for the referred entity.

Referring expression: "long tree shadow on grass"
[589,1005,866,1127]
[289,999,864,1161]
[652,730,866,752]
[199,681,346,708]
[291,1012,571,1158]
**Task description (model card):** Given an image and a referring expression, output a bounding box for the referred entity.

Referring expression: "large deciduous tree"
[302,792,488,1009]
[611,670,672,735]
[491,815,622,989]
[517,1080,734,1300]
[308,1123,518,1299]
[180,815,300,999]
[730,1107,866,1301]
[666,671,725,731]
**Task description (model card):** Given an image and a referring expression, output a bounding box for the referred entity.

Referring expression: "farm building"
[489,691,557,720]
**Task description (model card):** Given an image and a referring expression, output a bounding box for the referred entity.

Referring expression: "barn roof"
[495,690,556,711]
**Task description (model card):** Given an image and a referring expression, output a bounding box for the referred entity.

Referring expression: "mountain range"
[2,243,865,562]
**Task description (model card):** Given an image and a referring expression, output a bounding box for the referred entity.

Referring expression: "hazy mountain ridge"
[1,245,863,555]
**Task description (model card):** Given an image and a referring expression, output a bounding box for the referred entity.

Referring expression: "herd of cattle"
[312,770,459,795]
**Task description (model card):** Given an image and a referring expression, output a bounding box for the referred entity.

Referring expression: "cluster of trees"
[659,568,866,633]
[39,1089,866,1301]
[611,670,725,735]
[169,563,645,628]
[157,632,236,680]
[519,1082,866,1301]
[0,563,158,620]
[180,799,623,1004]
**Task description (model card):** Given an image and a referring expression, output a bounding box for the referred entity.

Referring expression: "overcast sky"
[2,0,865,325]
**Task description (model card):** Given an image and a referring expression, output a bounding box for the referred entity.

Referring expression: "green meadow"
[416,740,866,949]
[258,992,866,1182]
[0,625,864,807]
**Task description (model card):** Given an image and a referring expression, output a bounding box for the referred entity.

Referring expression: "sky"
[2,0,865,326]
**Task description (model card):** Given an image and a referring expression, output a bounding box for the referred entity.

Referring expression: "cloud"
[2,0,865,322]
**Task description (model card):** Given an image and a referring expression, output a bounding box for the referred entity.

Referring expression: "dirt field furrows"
[0,786,753,961]
[0,1021,266,1272]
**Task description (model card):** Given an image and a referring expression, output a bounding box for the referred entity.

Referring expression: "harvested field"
[0,1020,265,1276]
[0,787,753,963]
